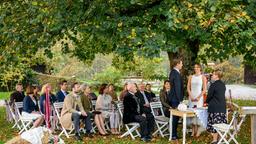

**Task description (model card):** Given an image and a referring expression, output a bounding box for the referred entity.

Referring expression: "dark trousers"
[170,101,180,138]
[134,113,155,138]
[72,112,92,134]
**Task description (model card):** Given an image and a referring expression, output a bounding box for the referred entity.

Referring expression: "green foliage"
[93,67,122,85]
[1,1,255,63]
[215,58,244,84]
[0,0,255,85]
[0,92,11,100]
[113,55,167,80]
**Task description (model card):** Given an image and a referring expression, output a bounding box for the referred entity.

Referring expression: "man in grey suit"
[168,58,184,141]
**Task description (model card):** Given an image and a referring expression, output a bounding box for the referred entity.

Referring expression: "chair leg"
[228,131,239,144]
[217,131,229,144]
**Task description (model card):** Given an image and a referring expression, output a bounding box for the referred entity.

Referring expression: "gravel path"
[226,85,256,100]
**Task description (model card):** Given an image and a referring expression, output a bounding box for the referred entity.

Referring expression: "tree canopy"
[0,0,255,85]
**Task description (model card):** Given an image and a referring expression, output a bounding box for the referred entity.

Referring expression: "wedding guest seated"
[80,84,107,136]
[118,83,128,101]
[10,83,25,112]
[89,92,97,100]
[145,83,156,99]
[22,85,44,128]
[56,80,69,102]
[61,82,93,140]
[135,82,155,135]
[108,84,118,101]
[39,83,56,114]
[123,83,154,142]
[159,80,172,117]
[96,84,120,134]
[32,85,41,100]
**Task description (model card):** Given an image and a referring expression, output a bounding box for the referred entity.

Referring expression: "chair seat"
[155,116,169,122]
[20,116,34,121]
[213,123,234,131]
[126,122,140,126]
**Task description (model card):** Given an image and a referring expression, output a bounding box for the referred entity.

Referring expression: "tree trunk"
[167,52,179,69]
[166,39,200,99]
[244,64,256,84]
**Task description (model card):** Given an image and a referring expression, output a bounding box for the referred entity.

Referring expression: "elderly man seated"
[60,82,93,140]
[123,83,154,142]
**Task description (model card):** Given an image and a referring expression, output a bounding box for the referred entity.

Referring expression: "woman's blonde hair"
[41,83,51,94]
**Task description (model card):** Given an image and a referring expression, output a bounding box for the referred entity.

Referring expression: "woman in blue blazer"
[22,85,44,128]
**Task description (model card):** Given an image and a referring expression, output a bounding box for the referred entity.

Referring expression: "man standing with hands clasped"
[168,58,184,141]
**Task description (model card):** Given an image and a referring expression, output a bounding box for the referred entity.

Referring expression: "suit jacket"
[135,91,152,114]
[159,89,171,110]
[56,90,69,102]
[10,91,25,106]
[206,80,226,113]
[147,91,156,99]
[168,69,184,103]
[123,92,140,124]
[23,96,39,113]
[60,93,85,130]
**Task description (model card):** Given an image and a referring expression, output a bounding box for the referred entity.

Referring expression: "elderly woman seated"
[80,83,108,136]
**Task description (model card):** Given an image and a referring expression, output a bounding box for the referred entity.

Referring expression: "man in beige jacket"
[60,82,93,140]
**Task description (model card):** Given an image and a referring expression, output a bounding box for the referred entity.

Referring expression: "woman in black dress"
[206,69,227,144]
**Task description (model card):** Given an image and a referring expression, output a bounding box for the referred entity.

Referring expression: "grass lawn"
[0,100,255,144]
[0,92,11,100]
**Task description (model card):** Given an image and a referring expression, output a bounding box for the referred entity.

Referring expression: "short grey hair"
[80,83,89,92]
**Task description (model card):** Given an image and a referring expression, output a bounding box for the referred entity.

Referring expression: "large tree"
[1,0,255,84]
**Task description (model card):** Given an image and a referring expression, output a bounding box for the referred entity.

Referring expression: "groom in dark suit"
[168,58,184,140]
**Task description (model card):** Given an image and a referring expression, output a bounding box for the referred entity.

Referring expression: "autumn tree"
[0,0,255,85]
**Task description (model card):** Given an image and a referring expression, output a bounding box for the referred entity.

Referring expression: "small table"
[240,106,256,144]
[169,109,195,144]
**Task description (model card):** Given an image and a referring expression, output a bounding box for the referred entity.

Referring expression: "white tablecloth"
[187,107,208,128]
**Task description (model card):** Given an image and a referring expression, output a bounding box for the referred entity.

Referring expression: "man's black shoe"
[146,135,152,140]
[141,137,151,142]
[171,136,180,140]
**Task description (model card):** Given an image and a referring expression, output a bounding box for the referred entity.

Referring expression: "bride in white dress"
[187,64,207,137]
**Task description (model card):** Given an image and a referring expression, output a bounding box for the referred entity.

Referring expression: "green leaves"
[0,0,255,86]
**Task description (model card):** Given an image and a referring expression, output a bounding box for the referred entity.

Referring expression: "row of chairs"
[5,100,245,143]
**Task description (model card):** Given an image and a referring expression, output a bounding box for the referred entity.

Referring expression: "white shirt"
[140,91,149,104]
[61,89,67,96]
[174,67,180,73]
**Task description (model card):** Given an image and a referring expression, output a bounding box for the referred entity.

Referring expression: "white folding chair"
[92,100,111,131]
[53,102,74,138]
[213,111,246,144]
[153,96,160,102]
[150,101,169,137]
[4,100,21,130]
[117,102,141,140]
[14,102,34,134]
[91,100,96,111]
